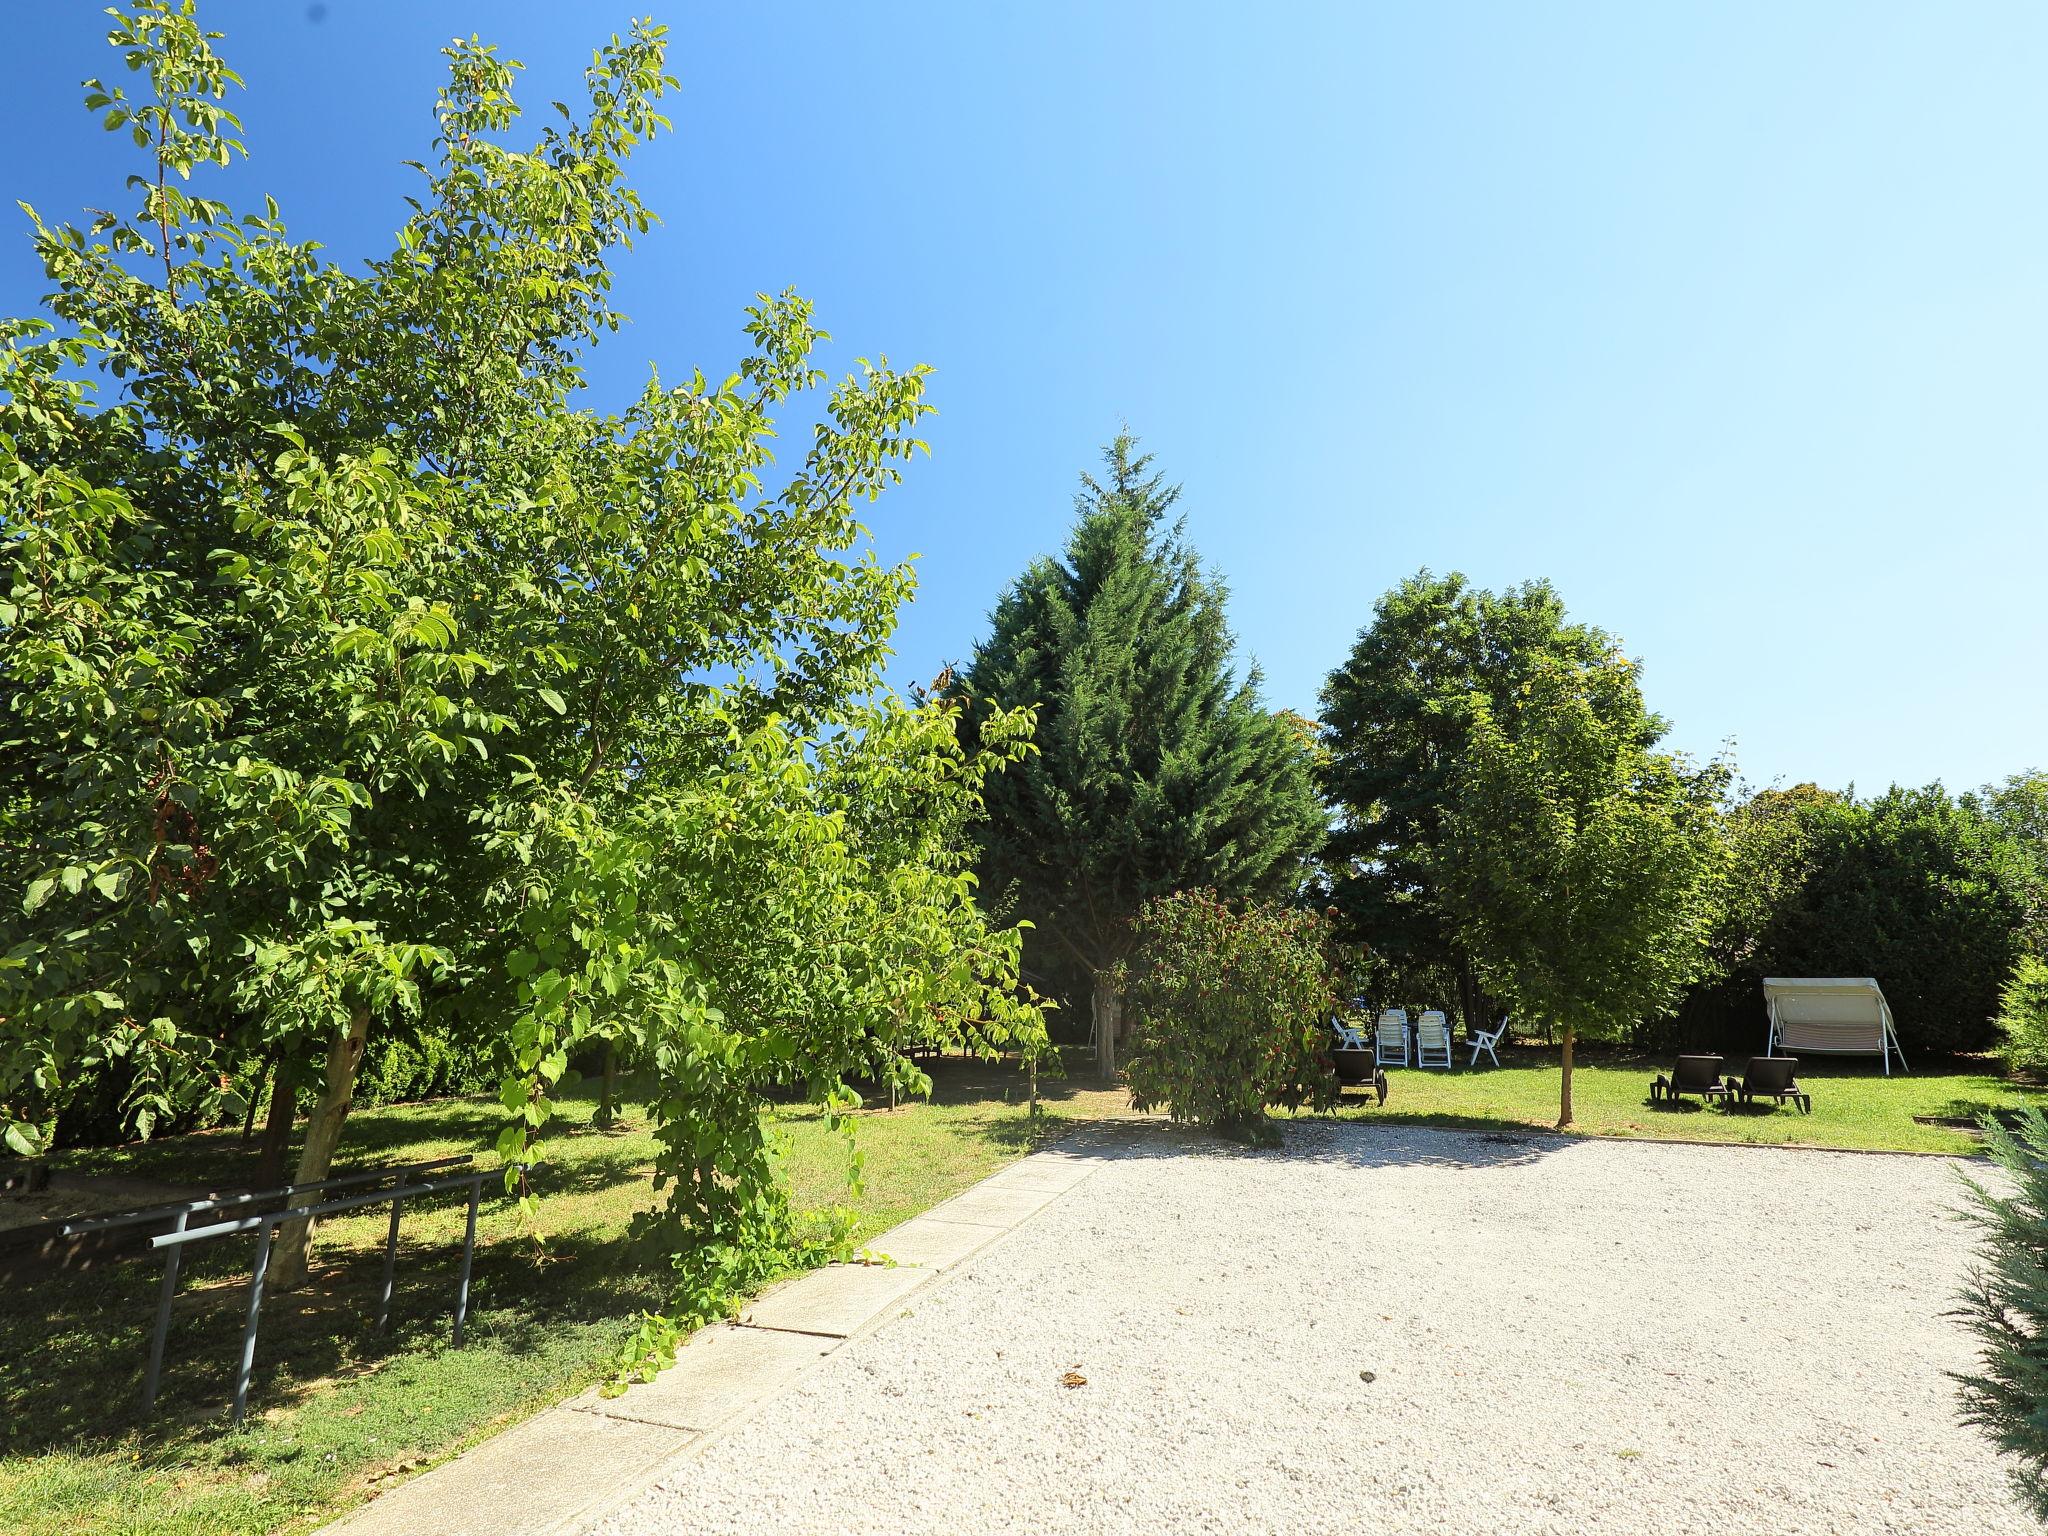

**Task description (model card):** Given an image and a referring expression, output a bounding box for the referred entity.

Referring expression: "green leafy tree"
[1318,571,1632,1025]
[1995,955,2048,1076]
[954,434,1323,1078]
[1120,890,1338,1144]
[1434,655,1726,1127]
[1983,770,2048,857]
[2,3,1041,1302]
[1956,1108,2048,1522]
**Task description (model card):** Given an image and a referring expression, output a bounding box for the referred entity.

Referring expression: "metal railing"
[127,1157,507,1424]
[57,1155,473,1241]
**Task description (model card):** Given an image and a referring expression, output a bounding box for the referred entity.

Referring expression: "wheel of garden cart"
[1374,1069,1388,1106]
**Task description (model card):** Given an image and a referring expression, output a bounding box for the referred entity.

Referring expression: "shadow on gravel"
[1065,1118,1567,1172]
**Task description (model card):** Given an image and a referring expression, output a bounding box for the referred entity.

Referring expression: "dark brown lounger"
[1649,1053,1734,1107]
[1731,1055,1811,1114]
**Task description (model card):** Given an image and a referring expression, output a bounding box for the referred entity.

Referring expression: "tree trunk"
[1091,970,1122,1083]
[1453,954,1481,1041]
[267,1007,370,1290]
[240,1053,273,1145]
[1557,1023,1575,1129]
[594,1039,619,1129]
[253,1058,297,1189]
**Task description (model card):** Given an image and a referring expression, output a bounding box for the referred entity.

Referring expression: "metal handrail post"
[136,1164,513,1423]
[233,1224,273,1427]
[452,1180,480,1346]
[140,1208,190,1414]
[375,1197,403,1333]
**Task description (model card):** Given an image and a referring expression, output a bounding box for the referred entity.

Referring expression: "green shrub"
[1120,891,1338,1145]
[1997,956,2048,1076]
[1678,782,2044,1057]
[1957,1109,2048,1520]
[354,1030,503,1108]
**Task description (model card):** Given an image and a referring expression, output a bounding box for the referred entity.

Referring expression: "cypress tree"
[957,434,1323,1078]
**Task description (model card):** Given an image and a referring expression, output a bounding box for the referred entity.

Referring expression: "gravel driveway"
[598,1123,2019,1535]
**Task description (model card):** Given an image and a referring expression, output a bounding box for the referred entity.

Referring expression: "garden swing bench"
[1762,977,1908,1076]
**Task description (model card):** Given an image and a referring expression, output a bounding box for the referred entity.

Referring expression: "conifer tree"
[956,435,1323,1077]
[1957,1108,2048,1521]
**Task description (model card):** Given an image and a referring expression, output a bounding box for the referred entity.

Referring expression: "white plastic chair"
[1467,1013,1509,1069]
[1374,1009,1409,1067]
[1416,1010,1452,1069]
[1331,1016,1367,1050]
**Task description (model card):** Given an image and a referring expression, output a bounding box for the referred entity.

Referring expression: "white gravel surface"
[597,1123,2020,1535]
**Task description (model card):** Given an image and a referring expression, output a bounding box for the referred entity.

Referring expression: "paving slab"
[978,1157,1099,1194]
[572,1321,837,1432]
[739,1260,934,1337]
[327,1404,690,1536]
[856,1214,1006,1270]
[919,1181,1060,1229]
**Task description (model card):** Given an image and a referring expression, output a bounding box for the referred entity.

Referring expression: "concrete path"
[324,1144,1103,1536]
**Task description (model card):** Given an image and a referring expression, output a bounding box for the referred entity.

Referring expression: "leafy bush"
[1675,782,2044,1056]
[354,1029,504,1108]
[1956,1109,2048,1520]
[1120,892,1338,1145]
[1996,956,2048,1077]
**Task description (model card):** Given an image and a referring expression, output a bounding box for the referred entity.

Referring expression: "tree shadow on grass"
[0,1203,669,1460]
[0,1116,668,1459]
[949,1113,1077,1156]
[58,1099,515,1196]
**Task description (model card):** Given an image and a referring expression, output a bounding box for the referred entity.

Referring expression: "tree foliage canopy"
[2,3,1040,1307]
[1318,570,1637,1011]
[1433,654,1726,1124]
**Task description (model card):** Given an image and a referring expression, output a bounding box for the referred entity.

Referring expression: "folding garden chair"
[1415,1010,1453,1069]
[1467,1013,1509,1069]
[1374,1009,1409,1068]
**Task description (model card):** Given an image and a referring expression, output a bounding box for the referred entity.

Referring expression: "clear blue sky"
[7,2,2043,794]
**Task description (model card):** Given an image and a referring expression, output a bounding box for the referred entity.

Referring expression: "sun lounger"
[1649,1053,1733,1107]
[1731,1055,1811,1114]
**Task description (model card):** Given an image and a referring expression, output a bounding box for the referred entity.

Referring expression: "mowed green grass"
[1311,1044,2045,1154]
[0,1059,1109,1536]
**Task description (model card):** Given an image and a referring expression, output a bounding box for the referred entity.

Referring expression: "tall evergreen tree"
[956,435,1323,1078]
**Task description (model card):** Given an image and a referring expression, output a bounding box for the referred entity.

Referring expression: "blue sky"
[6,2,2042,794]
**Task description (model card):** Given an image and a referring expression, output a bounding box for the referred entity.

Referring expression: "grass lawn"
[1312,1043,2047,1154]
[0,1057,1124,1536]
